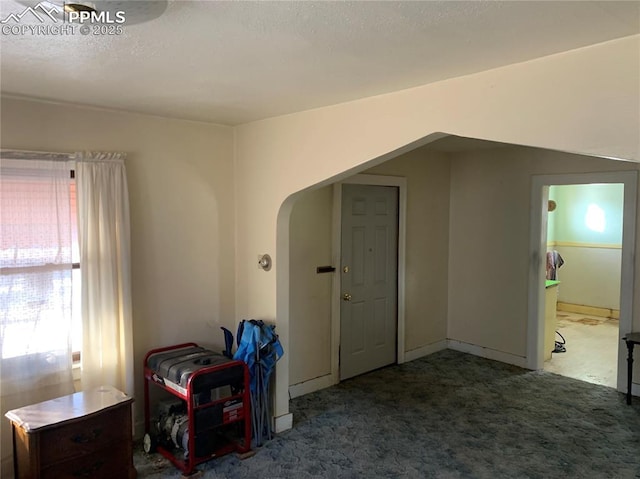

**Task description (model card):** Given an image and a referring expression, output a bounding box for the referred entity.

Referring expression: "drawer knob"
[71,428,102,443]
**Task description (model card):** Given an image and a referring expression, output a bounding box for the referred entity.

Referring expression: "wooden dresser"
[5,386,136,479]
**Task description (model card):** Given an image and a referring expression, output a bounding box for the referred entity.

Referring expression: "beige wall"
[365,148,450,352]
[554,246,621,311]
[447,147,638,359]
[288,149,450,388]
[235,36,640,420]
[0,97,235,436]
[288,186,333,385]
[287,143,636,390]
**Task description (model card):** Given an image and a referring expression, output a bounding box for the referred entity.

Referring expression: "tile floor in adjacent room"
[544,311,620,388]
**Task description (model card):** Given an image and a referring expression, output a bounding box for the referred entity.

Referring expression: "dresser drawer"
[41,441,131,479]
[39,404,130,466]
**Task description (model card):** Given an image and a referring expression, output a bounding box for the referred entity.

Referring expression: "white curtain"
[76,151,134,397]
[0,157,76,476]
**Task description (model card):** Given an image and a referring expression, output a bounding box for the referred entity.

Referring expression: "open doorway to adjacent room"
[529,171,636,393]
[542,183,623,388]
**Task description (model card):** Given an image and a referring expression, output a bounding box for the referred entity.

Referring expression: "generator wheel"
[143,433,157,454]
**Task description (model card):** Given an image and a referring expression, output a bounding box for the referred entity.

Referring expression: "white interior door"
[340,184,398,380]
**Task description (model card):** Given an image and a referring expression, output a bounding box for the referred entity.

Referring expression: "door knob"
[342,293,352,301]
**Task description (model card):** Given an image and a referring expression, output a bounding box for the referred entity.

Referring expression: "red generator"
[143,343,252,475]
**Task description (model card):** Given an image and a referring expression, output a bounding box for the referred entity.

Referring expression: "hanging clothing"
[546,250,565,280]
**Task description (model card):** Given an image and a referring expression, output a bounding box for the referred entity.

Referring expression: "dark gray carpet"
[134,350,640,478]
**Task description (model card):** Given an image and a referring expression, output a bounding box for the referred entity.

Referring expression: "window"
[0,162,81,360]
[2,151,133,404]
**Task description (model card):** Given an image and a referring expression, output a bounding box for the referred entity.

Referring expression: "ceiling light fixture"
[18,0,168,26]
[64,3,97,14]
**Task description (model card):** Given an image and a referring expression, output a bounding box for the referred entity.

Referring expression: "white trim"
[332,174,408,382]
[331,184,342,383]
[289,374,337,399]
[275,199,295,424]
[447,340,528,368]
[404,340,448,362]
[549,241,622,250]
[274,413,293,433]
[527,171,637,395]
[287,340,640,402]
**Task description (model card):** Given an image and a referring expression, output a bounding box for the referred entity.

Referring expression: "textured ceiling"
[1,1,638,125]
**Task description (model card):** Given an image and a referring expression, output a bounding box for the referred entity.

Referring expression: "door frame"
[331,174,407,383]
[527,170,637,393]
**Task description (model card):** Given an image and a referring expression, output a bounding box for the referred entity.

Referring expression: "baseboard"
[289,374,336,399]
[288,341,449,397]
[404,340,448,362]
[274,412,293,433]
[287,341,450,398]
[557,302,619,319]
[447,340,528,369]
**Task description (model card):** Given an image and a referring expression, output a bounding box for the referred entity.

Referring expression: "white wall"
[553,246,621,311]
[288,148,450,389]
[288,186,333,385]
[234,36,640,422]
[365,148,450,352]
[0,96,236,439]
[447,147,638,362]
